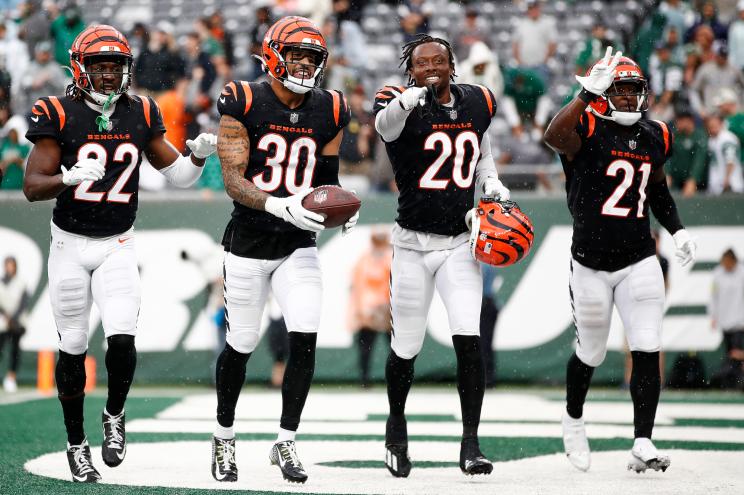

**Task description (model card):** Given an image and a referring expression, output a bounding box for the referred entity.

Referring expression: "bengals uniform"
[374,83,496,237]
[27,95,165,237]
[373,83,497,360]
[218,79,350,260]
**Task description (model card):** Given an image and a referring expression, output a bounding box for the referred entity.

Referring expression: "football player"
[543,47,697,473]
[213,16,354,484]
[22,25,217,483]
[373,34,509,477]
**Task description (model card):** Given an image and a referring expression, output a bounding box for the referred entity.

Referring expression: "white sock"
[276,427,296,443]
[215,424,235,440]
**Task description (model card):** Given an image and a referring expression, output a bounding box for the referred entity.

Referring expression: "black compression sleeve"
[648,179,683,234]
[318,156,340,186]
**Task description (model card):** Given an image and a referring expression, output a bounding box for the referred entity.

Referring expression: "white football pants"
[48,222,140,355]
[390,242,483,359]
[570,255,665,367]
[223,247,322,354]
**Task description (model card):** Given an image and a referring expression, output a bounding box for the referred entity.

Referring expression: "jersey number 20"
[419,131,479,190]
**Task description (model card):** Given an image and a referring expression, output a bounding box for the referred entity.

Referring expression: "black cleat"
[67,439,102,483]
[385,415,411,477]
[101,409,126,467]
[460,438,493,475]
[270,440,308,483]
[385,443,412,477]
[211,436,238,482]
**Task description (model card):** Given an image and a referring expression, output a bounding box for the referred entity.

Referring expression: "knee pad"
[59,331,89,355]
[391,334,423,360]
[392,263,426,315]
[576,342,607,368]
[225,265,265,308]
[102,297,139,336]
[56,277,87,317]
[226,329,260,354]
[628,327,661,353]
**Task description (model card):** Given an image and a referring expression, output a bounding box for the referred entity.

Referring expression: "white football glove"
[186,133,218,159]
[672,229,697,267]
[61,158,105,186]
[483,177,510,201]
[342,210,360,236]
[575,46,623,96]
[398,86,428,111]
[264,188,325,233]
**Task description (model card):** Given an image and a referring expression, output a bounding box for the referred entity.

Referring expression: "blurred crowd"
[0,0,743,196]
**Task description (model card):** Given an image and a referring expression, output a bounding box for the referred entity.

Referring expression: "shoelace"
[72,447,95,475]
[217,440,235,471]
[279,443,302,469]
[104,414,124,448]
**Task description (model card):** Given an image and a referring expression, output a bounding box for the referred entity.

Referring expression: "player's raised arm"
[544,47,622,161]
[374,85,427,142]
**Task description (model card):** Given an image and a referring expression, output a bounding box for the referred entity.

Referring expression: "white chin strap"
[279,65,323,95]
[611,111,642,126]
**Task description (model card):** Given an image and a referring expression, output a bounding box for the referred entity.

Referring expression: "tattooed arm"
[217,115,269,210]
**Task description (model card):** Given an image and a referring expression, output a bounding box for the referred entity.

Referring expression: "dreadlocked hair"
[399,34,457,85]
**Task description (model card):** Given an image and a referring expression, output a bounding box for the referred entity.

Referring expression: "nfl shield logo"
[290,112,299,124]
[628,139,637,150]
[314,190,328,204]
[449,109,458,120]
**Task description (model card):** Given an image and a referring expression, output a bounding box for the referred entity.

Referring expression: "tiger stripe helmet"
[261,16,328,94]
[466,199,535,267]
[69,25,133,105]
[587,55,648,126]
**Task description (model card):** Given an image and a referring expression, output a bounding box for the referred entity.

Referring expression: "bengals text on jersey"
[373,83,496,237]
[217,80,350,259]
[25,95,165,237]
[561,111,673,271]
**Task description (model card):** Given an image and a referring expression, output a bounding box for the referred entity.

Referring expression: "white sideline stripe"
[155,392,744,423]
[127,419,744,444]
[24,442,744,495]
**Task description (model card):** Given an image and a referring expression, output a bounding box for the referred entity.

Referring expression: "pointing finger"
[602,46,612,63]
[610,50,623,70]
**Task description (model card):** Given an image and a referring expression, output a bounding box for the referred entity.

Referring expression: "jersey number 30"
[602,159,652,218]
[74,143,139,204]
[419,131,479,189]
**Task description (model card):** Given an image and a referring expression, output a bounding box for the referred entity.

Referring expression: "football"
[302,185,361,228]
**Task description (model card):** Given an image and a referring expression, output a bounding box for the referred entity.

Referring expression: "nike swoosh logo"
[219,97,226,104]
[31,115,39,122]
[115,446,126,460]
[118,237,130,244]
[72,474,89,482]
[214,469,227,480]
[378,102,388,108]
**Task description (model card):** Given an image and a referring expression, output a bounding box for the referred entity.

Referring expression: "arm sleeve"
[648,178,684,235]
[373,86,412,142]
[475,133,498,194]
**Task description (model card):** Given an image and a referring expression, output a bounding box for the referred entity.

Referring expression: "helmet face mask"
[69,25,133,106]
[262,17,328,95]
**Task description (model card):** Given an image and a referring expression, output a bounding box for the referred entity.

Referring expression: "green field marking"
[692,262,718,271]
[366,414,457,422]
[318,460,459,469]
[674,418,744,428]
[666,306,708,315]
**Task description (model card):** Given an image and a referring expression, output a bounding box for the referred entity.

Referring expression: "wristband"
[578,89,596,104]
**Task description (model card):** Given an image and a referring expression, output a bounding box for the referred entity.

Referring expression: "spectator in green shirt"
[502,66,553,140]
[50,2,85,67]
[667,109,708,196]
[575,21,623,75]
[714,87,744,164]
[0,125,30,190]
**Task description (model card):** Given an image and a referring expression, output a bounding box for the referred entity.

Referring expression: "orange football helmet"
[69,25,133,105]
[261,16,328,94]
[587,55,648,126]
[466,199,534,267]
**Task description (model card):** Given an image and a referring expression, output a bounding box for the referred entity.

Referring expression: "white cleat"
[627,437,671,473]
[561,412,591,472]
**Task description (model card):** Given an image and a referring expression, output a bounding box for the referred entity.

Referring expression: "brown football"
[301,185,361,228]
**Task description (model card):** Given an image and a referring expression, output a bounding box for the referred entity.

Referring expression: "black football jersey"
[560,112,673,271]
[25,94,165,237]
[373,83,496,236]
[217,80,350,259]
